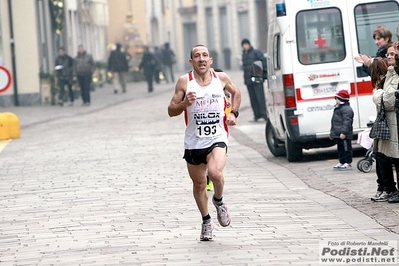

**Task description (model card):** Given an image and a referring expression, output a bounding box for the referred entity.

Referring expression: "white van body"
[264,0,399,161]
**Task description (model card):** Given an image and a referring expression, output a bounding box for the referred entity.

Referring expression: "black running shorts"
[183,142,227,165]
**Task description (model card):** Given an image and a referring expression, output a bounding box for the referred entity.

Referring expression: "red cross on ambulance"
[313,35,327,48]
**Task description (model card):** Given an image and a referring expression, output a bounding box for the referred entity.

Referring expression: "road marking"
[0,139,11,153]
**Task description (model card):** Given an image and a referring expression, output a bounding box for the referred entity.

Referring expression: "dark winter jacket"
[55,54,73,79]
[330,102,354,139]
[139,51,156,76]
[361,43,391,76]
[108,46,129,72]
[73,52,95,76]
[242,46,265,86]
[161,47,175,66]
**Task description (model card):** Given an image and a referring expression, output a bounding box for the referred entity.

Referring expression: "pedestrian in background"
[139,46,156,93]
[167,44,241,241]
[108,43,129,94]
[73,44,94,106]
[161,42,176,83]
[153,46,163,84]
[330,89,354,171]
[241,38,267,122]
[55,47,74,106]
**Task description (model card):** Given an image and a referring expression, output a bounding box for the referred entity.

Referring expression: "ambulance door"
[290,2,354,137]
[347,0,399,130]
[267,21,285,138]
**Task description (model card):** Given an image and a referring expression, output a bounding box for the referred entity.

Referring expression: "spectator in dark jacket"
[55,47,74,106]
[241,39,267,122]
[354,27,392,76]
[139,46,156,93]
[330,89,354,171]
[161,42,175,83]
[73,44,94,106]
[108,43,129,94]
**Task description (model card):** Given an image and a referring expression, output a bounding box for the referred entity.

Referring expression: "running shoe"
[212,198,231,227]
[200,221,214,241]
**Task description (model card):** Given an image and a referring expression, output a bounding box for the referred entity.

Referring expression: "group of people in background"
[54,42,176,106]
[54,44,94,107]
[139,42,176,93]
[321,26,399,204]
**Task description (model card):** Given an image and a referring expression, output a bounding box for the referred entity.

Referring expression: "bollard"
[0,112,20,140]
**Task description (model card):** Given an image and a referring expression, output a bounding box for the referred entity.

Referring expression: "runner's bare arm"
[217,72,241,126]
[168,75,196,117]
[218,72,241,112]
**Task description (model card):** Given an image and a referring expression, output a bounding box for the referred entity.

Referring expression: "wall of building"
[0,0,111,107]
[0,0,12,92]
[107,0,146,46]
[0,0,41,106]
[107,0,147,71]
[144,0,267,72]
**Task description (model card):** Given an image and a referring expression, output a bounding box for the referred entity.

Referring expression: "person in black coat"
[241,39,267,122]
[139,46,156,93]
[55,47,74,106]
[161,42,176,83]
[330,90,354,171]
[354,27,392,76]
[108,43,129,93]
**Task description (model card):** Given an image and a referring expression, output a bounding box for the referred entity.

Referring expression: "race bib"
[196,121,222,138]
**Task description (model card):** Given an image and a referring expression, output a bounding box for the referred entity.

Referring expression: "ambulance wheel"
[265,120,286,157]
[285,133,303,162]
[358,160,372,173]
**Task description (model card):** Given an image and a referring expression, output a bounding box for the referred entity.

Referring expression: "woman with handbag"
[371,44,399,202]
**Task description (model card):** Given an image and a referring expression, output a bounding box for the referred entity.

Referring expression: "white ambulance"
[254,0,399,162]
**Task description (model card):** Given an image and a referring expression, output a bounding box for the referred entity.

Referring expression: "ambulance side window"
[296,8,345,65]
[273,34,281,70]
[354,2,399,57]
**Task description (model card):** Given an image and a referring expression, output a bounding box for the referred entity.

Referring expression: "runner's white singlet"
[184,71,228,149]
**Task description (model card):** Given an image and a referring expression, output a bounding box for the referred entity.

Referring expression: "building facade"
[0,0,267,106]
[0,0,109,107]
[145,0,267,72]
[106,0,147,73]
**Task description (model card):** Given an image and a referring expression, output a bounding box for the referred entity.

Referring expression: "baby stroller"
[356,118,375,173]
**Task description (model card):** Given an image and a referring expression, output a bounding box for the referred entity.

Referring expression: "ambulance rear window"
[355,1,399,57]
[296,8,345,65]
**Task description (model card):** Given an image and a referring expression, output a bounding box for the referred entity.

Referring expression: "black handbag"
[369,94,390,140]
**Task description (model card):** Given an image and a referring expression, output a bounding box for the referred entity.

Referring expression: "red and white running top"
[184,70,228,149]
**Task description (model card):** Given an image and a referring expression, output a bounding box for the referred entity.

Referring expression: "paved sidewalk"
[0,71,398,265]
[3,77,175,129]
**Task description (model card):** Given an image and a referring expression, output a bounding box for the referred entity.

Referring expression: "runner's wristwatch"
[231,110,239,118]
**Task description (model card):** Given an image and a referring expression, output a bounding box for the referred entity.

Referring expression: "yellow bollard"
[0,113,8,139]
[0,112,20,140]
